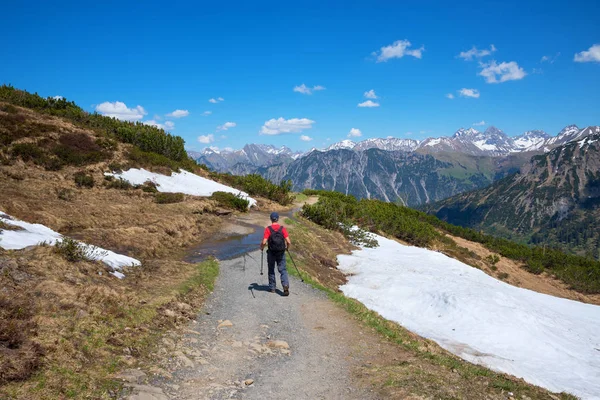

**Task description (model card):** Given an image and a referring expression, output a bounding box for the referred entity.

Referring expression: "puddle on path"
[184,209,300,262]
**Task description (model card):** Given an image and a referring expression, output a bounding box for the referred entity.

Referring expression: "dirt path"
[126,250,393,399]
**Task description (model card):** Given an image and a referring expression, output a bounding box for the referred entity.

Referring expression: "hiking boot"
[283,286,289,296]
[269,288,276,293]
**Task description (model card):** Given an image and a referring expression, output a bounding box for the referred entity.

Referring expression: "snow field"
[105,168,257,207]
[0,212,140,278]
[337,233,600,399]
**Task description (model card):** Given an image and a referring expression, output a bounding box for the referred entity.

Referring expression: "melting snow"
[0,212,140,278]
[337,233,600,399]
[106,168,257,207]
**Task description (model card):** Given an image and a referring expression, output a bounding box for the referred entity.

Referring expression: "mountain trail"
[125,250,397,400]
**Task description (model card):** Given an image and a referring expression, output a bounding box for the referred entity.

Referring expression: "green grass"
[177,259,219,295]
[294,192,308,202]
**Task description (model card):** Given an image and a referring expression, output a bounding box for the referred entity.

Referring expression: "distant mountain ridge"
[192,125,596,169]
[190,124,599,207]
[426,127,600,257]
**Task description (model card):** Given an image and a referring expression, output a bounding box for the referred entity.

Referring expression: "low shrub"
[56,188,75,201]
[0,294,44,384]
[155,192,184,204]
[497,272,509,280]
[105,178,135,190]
[54,237,107,262]
[73,172,94,188]
[525,259,544,275]
[10,142,45,162]
[141,180,158,193]
[210,191,249,212]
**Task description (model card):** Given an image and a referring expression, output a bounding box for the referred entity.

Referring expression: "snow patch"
[337,233,600,399]
[105,168,257,207]
[0,212,140,278]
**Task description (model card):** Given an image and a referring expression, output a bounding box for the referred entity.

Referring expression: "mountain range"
[192,125,598,206]
[426,127,600,258]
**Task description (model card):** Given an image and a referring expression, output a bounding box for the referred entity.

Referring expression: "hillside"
[0,88,295,398]
[427,128,600,258]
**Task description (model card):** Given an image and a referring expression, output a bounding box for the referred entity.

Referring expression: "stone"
[244,379,254,386]
[266,340,289,349]
[115,369,147,384]
[217,320,233,328]
[125,384,168,400]
[163,309,176,318]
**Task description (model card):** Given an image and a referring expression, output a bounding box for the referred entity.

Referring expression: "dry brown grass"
[0,106,232,398]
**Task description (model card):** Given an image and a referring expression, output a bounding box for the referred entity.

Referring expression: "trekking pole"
[286,249,304,282]
[260,249,264,275]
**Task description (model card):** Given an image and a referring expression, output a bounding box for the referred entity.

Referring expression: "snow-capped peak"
[326,140,356,151]
[453,127,480,138]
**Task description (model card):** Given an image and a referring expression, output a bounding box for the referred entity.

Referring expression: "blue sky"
[2,0,599,152]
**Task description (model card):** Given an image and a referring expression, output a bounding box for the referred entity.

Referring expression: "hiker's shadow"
[248,283,284,296]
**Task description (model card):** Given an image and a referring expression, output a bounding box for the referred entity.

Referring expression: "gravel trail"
[142,250,384,400]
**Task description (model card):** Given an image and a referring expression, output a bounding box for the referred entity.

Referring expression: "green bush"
[141,180,158,193]
[10,142,45,162]
[54,237,107,262]
[105,178,135,190]
[210,172,293,205]
[155,192,184,204]
[210,191,250,212]
[73,172,94,188]
[525,259,545,275]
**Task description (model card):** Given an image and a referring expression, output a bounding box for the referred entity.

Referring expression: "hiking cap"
[270,212,279,221]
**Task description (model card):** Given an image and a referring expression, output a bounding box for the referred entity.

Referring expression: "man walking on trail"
[260,212,292,296]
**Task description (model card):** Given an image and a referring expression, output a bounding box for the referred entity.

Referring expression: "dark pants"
[267,250,289,290]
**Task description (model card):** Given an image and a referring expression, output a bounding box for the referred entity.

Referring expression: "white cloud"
[459,88,480,98]
[260,117,315,135]
[364,89,378,99]
[96,101,147,121]
[198,134,215,144]
[478,60,527,83]
[209,97,224,103]
[143,120,175,130]
[541,52,560,64]
[473,120,486,126]
[217,122,236,131]
[348,128,362,138]
[446,93,455,99]
[167,109,189,118]
[457,44,496,61]
[202,111,212,116]
[358,100,380,107]
[387,135,394,139]
[293,84,326,95]
[300,135,313,141]
[574,44,600,63]
[52,95,63,100]
[374,39,424,62]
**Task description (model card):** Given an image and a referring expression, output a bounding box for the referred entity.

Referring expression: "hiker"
[260,212,292,296]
